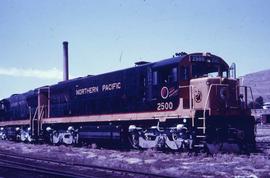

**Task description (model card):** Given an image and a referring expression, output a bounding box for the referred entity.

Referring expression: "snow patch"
[125,158,141,164]
[235,174,258,178]
[86,152,96,158]
[144,159,156,164]
[98,155,106,160]
[65,153,77,157]
[179,165,190,169]
[108,153,124,161]
[21,146,34,153]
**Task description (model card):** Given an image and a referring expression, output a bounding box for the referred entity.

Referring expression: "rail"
[0,155,93,178]
[0,151,171,178]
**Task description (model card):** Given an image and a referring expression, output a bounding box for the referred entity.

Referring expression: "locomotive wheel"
[128,132,140,149]
[206,143,222,154]
[20,131,28,142]
[0,133,6,140]
[51,131,61,145]
[27,135,33,143]
[62,133,75,145]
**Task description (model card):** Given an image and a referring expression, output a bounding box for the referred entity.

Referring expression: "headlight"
[176,124,184,131]
[128,125,136,132]
[46,127,52,132]
[67,126,74,131]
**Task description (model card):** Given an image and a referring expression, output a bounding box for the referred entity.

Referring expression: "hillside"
[240,69,270,103]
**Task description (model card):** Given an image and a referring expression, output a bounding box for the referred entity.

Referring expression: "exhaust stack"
[63,41,69,81]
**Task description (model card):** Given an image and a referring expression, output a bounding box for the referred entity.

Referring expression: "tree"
[249,96,264,109]
[255,96,264,108]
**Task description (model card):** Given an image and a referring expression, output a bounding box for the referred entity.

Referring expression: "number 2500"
[157,102,173,111]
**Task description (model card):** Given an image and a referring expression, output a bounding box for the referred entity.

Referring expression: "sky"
[0,0,270,99]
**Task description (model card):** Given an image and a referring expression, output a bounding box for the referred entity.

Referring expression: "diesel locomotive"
[0,52,256,152]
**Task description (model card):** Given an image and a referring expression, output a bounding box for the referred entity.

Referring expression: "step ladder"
[194,117,206,148]
[30,105,45,138]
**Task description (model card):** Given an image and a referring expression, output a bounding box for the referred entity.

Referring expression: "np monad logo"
[161,87,169,99]
[194,88,202,103]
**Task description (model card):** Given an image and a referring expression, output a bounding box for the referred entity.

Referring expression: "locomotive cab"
[186,53,251,116]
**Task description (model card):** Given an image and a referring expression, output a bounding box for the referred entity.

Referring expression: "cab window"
[192,64,219,78]
[153,67,178,85]
[152,71,158,85]
[0,103,4,110]
[170,67,177,82]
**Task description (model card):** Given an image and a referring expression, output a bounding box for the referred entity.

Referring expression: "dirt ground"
[0,125,270,178]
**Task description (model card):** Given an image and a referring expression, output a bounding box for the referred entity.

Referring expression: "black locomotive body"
[0,53,256,152]
[49,59,179,117]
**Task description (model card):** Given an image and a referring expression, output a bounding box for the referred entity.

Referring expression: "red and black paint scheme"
[0,52,256,153]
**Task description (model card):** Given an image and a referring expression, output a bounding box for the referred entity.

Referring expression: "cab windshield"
[191,64,228,79]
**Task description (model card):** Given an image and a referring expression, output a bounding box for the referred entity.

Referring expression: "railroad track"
[0,151,173,178]
[0,160,81,178]
[0,153,97,178]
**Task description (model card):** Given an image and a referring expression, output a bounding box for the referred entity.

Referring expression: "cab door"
[179,65,191,109]
[150,66,179,111]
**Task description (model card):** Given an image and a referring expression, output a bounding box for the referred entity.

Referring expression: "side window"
[153,67,178,85]
[0,103,4,110]
[153,71,158,85]
[222,71,228,78]
[169,67,177,83]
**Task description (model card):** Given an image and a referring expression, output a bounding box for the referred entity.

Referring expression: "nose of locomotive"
[190,77,238,115]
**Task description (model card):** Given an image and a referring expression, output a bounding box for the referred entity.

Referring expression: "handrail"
[39,105,45,134]
[38,105,44,135]
[28,107,32,125]
[30,105,46,137]
[32,107,38,121]
[238,85,256,114]
[31,106,39,135]
[179,85,195,126]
